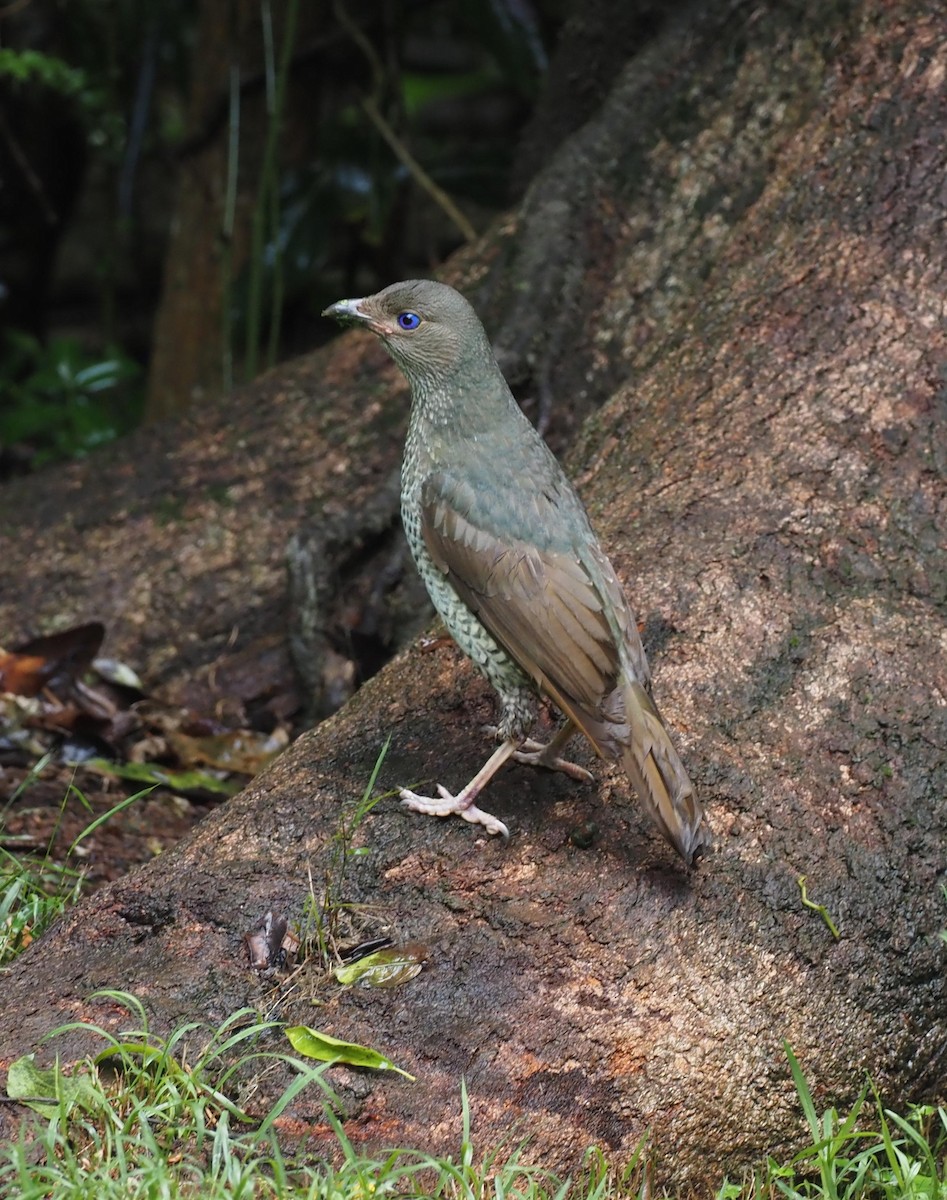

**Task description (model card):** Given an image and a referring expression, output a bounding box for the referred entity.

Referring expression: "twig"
[0,109,57,225]
[332,0,477,244]
[361,96,477,243]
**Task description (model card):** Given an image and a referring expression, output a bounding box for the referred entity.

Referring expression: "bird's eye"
[397,311,421,331]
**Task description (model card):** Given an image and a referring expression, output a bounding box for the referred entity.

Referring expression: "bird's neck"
[408,353,514,440]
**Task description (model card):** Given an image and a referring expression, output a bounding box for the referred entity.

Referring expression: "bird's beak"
[322,296,388,335]
[322,297,366,322]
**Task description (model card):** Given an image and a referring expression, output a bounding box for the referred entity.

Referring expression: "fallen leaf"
[245,911,289,971]
[333,943,427,988]
[91,657,144,691]
[83,757,239,796]
[285,1026,415,1080]
[5,1054,98,1119]
[167,726,289,775]
[0,622,104,698]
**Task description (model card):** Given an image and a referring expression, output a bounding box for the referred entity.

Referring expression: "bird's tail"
[619,678,709,865]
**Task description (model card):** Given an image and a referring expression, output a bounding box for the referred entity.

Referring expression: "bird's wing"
[420,471,635,752]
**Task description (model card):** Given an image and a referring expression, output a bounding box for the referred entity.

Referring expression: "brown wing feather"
[421,484,622,753]
[421,473,709,863]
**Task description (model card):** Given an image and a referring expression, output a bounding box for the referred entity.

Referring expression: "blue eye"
[397,311,421,330]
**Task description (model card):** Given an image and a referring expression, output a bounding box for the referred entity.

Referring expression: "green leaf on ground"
[334,943,427,988]
[84,758,239,796]
[6,1054,98,1119]
[285,1025,415,1080]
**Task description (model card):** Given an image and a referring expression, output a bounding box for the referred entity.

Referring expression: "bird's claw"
[399,786,510,838]
[480,727,594,783]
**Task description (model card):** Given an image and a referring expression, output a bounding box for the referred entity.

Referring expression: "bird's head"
[322,280,493,391]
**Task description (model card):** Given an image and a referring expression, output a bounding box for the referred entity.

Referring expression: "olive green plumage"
[324,280,708,864]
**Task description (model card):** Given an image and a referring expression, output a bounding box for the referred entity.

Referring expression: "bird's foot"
[513,739,595,782]
[399,785,510,838]
[482,726,595,784]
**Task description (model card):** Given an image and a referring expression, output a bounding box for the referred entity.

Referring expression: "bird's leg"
[399,739,520,837]
[483,719,595,783]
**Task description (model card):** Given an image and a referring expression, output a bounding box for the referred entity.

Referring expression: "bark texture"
[1,0,945,1189]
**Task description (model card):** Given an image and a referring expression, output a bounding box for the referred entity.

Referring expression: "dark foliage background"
[0,0,574,467]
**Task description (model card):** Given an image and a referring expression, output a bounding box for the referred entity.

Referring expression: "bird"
[323,280,709,864]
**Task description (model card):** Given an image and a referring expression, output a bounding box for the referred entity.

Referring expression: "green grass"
[1,768,154,966]
[716,1049,947,1199]
[299,735,396,965]
[0,993,944,1199]
[0,848,84,966]
[0,991,640,1198]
